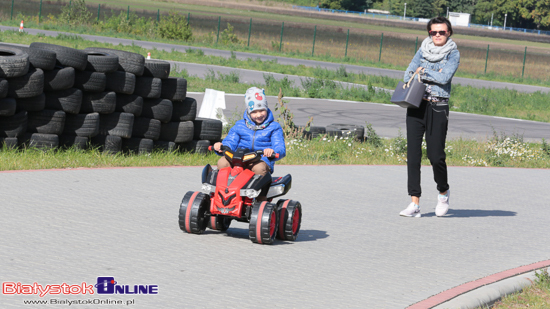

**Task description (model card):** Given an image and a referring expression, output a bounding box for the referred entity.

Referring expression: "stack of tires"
[0,43,223,154]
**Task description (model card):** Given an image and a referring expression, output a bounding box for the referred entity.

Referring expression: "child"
[213,87,286,179]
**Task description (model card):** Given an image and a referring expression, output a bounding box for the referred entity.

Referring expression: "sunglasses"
[429,30,448,36]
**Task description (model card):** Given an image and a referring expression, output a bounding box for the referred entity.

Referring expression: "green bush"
[158,11,193,41]
[219,23,240,45]
[59,0,93,27]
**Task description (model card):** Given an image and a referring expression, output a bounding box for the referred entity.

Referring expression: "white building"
[448,12,471,27]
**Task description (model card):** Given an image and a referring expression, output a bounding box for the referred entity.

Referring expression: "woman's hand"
[213,142,223,152]
[415,67,425,74]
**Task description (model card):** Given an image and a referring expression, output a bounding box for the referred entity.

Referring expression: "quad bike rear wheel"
[208,215,232,231]
[179,191,209,234]
[276,200,302,241]
[249,202,278,245]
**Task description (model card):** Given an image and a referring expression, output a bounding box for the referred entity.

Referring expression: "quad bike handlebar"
[208,145,279,159]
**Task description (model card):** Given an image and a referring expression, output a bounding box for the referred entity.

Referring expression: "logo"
[248,101,255,111]
[95,277,158,295]
[255,93,263,101]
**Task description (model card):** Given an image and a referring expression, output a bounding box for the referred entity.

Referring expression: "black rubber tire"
[21,133,59,150]
[0,78,8,99]
[84,47,145,76]
[0,110,27,137]
[143,59,170,79]
[276,200,302,241]
[134,76,161,99]
[171,97,197,122]
[7,67,44,99]
[59,135,88,149]
[142,98,172,123]
[74,71,106,93]
[249,202,278,245]
[193,117,223,142]
[121,137,154,154]
[43,66,75,92]
[161,77,187,101]
[153,140,177,152]
[0,45,29,78]
[326,124,365,141]
[301,126,326,140]
[27,109,66,135]
[0,44,57,71]
[1,137,18,149]
[91,134,122,154]
[30,42,87,71]
[44,88,82,114]
[0,97,16,116]
[105,71,135,94]
[81,91,116,114]
[16,93,45,112]
[180,139,210,154]
[115,94,143,117]
[207,215,232,231]
[63,112,100,137]
[98,112,134,138]
[159,121,193,143]
[179,191,209,234]
[85,51,119,73]
[132,117,161,140]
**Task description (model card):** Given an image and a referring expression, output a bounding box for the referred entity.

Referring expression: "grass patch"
[485,268,550,309]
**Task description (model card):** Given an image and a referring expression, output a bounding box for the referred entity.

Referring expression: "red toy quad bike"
[178,145,302,245]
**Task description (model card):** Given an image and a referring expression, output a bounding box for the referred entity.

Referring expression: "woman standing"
[399,16,460,218]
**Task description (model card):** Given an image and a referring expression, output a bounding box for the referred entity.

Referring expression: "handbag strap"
[403,71,422,89]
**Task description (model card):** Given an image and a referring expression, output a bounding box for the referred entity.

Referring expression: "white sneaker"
[435,190,450,217]
[400,203,421,217]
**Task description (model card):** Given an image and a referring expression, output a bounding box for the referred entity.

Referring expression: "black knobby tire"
[0,97,16,117]
[153,140,177,152]
[43,67,75,92]
[7,67,44,99]
[276,200,302,241]
[141,98,172,123]
[21,133,59,150]
[326,124,365,141]
[85,51,119,73]
[143,59,170,79]
[159,121,193,143]
[74,71,106,93]
[181,140,210,154]
[179,191,209,234]
[84,47,144,76]
[161,77,187,101]
[59,135,88,150]
[16,93,45,112]
[63,112,100,137]
[44,88,82,114]
[1,137,18,149]
[301,126,326,140]
[0,110,27,138]
[0,78,8,99]
[208,216,232,232]
[30,42,87,71]
[132,117,161,140]
[249,202,278,245]
[98,112,134,138]
[0,44,57,71]
[0,45,29,78]
[172,97,196,122]
[134,76,161,99]
[27,109,66,135]
[105,71,135,94]
[193,117,223,142]
[81,91,116,114]
[115,94,143,116]
[121,137,154,154]
[90,134,122,154]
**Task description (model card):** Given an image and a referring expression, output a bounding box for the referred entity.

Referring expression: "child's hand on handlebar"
[213,142,223,152]
[263,148,274,158]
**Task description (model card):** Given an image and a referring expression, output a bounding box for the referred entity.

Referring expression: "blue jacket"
[221,109,286,173]
[404,48,460,99]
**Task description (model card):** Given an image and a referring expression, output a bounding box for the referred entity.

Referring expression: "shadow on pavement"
[295,230,329,242]
[423,209,518,218]
[215,228,329,243]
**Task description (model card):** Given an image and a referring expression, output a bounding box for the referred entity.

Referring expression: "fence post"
[378,33,384,62]
[39,0,42,23]
[247,18,252,47]
[97,4,100,22]
[279,22,284,52]
[157,9,159,23]
[312,25,317,57]
[345,29,349,58]
[484,44,489,74]
[414,37,418,53]
[522,46,527,78]
[216,16,221,44]
[10,0,14,20]
[127,6,129,20]
[187,13,190,25]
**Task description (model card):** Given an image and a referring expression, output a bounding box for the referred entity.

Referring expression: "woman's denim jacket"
[404,48,460,99]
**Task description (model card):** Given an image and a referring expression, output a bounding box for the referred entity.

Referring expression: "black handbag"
[390,72,426,109]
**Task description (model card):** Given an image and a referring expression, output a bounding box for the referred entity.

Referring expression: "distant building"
[448,12,471,27]
[367,9,390,15]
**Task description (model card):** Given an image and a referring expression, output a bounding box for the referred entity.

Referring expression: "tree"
[319,0,342,10]
[432,0,448,17]
[475,0,521,27]
[518,0,550,29]
[411,0,434,18]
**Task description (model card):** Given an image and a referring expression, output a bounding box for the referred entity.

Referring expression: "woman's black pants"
[406,100,450,197]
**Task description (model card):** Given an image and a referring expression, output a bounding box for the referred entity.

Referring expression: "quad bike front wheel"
[249,201,278,245]
[179,191,209,234]
[208,215,232,231]
[276,200,302,241]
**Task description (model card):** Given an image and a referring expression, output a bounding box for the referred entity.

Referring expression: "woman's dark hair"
[427,16,453,36]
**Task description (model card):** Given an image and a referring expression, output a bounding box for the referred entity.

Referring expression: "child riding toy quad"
[178,145,302,245]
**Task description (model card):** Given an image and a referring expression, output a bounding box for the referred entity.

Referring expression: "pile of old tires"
[0,43,222,154]
[302,124,365,141]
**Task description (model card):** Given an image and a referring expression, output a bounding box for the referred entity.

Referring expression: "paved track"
[1,165,549,308]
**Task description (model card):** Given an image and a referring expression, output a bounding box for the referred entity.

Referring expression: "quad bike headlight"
[201,183,215,193]
[240,189,261,199]
[224,151,233,159]
[243,153,256,162]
